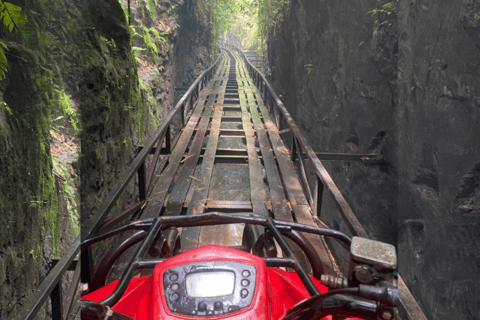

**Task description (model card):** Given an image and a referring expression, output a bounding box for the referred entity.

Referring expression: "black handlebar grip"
[359,285,399,306]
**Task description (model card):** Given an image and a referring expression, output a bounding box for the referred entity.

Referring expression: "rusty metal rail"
[227,44,428,320]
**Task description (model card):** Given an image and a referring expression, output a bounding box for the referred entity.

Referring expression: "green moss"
[95,146,102,160]
[29,235,43,270]
[64,181,80,237]
[9,249,25,277]
[58,90,78,130]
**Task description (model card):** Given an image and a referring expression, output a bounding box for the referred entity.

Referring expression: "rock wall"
[175,0,213,91]
[271,0,398,245]
[0,0,88,317]
[396,1,480,319]
[270,0,480,319]
[78,0,144,223]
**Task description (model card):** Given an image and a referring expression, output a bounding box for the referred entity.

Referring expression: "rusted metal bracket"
[314,152,384,165]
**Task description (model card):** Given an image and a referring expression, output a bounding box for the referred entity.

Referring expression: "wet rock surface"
[175,0,213,92]
[270,0,480,318]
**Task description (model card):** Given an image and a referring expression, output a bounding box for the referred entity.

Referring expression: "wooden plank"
[180,55,230,249]
[233,55,291,222]
[184,200,253,210]
[255,96,310,206]
[237,58,268,216]
[163,75,228,217]
[139,59,225,220]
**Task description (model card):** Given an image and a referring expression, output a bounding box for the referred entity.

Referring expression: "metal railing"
[226,44,427,320]
[18,52,224,320]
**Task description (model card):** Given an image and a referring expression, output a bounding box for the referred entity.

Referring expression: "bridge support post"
[291,136,297,163]
[51,281,63,320]
[138,162,146,201]
[165,125,171,154]
[313,176,324,220]
[180,103,185,127]
[81,247,93,288]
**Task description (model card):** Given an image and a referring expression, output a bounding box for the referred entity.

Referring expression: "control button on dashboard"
[241,279,250,287]
[242,270,250,277]
[171,293,180,302]
[170,274,178,281]
[228,305,241,312]
[171,283,179,291]
[207,310,214,315]
[241,289,248,298]
[214,301,223,310]
[198,302,207,312]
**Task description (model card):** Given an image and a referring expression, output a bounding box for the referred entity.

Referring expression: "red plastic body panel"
[83,245,365,320]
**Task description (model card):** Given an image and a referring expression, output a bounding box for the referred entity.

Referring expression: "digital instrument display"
[163,260,257,316]
[186,271,235,297]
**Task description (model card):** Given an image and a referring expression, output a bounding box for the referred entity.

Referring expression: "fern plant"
[141,25,158,62]
[0,1,27,80]
[144,0,158,21]
[150,28,169,55]
[167,4,178,15]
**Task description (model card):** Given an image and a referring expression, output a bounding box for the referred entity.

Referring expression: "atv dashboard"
[163,261,257,316]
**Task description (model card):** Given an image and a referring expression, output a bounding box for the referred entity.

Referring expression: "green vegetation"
[141,25,159,61]
[145,0,158,21]
[366,0,397,37]
[58,90,78,130]
[199,0,289,55]
[304,64,314,78]
[150,27,169,55]
[0,1,27,80]
[167,4,178,15]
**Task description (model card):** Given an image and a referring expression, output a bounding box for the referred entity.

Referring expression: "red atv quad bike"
[80,212,398,320]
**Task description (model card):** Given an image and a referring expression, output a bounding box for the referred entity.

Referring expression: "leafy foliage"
[304,64,314,78]
[202,0,289,56]
[366,0,397,37]
[0,39,7,80]
[167,4,178,15]
[150,27,168,55]
[0,0,27,80]
[141,25,158,62]
[0,0,26,32]
[144,0,158,21]
[251,0,288,54]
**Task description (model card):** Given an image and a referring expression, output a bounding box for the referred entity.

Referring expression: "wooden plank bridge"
[18,47,427,320]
